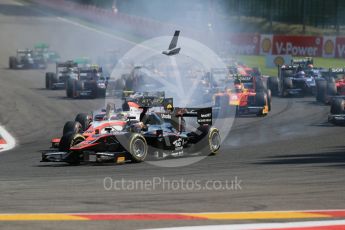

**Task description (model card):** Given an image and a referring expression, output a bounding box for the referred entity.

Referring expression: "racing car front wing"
[41,150,129,164]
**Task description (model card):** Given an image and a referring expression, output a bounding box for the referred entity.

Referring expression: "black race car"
[41,98,220,164]
[45,61,79,89]
[65,65,108,98]
[9,49,47,69]
[267,64,316,97]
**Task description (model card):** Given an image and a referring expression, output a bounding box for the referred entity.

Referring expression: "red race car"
[316,68,345,104]
[213,74,271,117]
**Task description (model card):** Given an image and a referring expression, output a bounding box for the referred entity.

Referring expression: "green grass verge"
[236,55,345,77]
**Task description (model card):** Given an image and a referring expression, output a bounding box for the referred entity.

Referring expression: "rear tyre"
[63,121,82,136]
[90,82,98,99]
[255,92,267,117]
[66,78,76,98]
[266,89,272,111]
[9,56,16,69]
[330,98,345,114]
[208,127,221,155]
[45,73,51,89]
[267,77,279,96]
[255,78,265,92]
[128,134,148,162]
[327,82,337,97]
[283,78,293,89]
[316,79,327,102]
[75,113,91,131]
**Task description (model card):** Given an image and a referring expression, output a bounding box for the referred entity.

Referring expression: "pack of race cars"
[9,44,345,165]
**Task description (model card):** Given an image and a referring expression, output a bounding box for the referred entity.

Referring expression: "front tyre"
[58,132,85,152]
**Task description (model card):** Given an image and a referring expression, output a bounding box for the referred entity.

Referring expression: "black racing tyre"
[327,77,335,84]
[255,91,267,106]
[283,77,293,89]
[127,134,148,162]
[49,73,58,89]
[255,78,265,92]
[208,127,221,155]
[330,98,345,114]
[66,78,76,98]
[255,92,268,116]
[45,73,51,89]
[327,82,337,96]
[90,82,98,99]
[316,79,327,102]
[266,89,272,111]
[63,121,82,136]
[58,132,85,152]
[267,77,279,96]
[115,78,125,90]
[9,56,16,69]
[75,113,91,131]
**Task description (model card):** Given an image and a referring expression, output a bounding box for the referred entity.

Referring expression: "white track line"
[142,220,345,230]
[0,126,16,152]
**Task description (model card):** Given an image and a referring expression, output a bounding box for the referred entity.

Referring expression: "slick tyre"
[316,79,327,102]
[45,73,51,89]
[66,78,76,98]
[330,98,345,114]
[267,77,279,96]
[9,56,16,69]
[128,134,148,163]
[266,89,272,111]
[283,78,293,89]
[208,127,221,155]
[327,82,337,97]
[63,121,82,136]
[255,92,268,117]
[58,132,85,152]
[75,113,91,131]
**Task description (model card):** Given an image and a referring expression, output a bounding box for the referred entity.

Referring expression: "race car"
[45,61,78,89]
[66,65,109,98]
[315,68,345,104]
[267,64,316,97]
[213,74,271,117]
[33,43,60,63]
[9,49,47,69]
[41,97,220,164]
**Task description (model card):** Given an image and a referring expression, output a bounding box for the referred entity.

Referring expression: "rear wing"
[56,61,78,68]
[17,49,32,54]
[79,65,103,73]
[124,91,173,110]
[234,74,253,83]
[173,107,212,125]
[322,68,345,74]
[291,57,313,66]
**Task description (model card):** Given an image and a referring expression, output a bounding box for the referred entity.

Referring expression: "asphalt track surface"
[0,0,344,229]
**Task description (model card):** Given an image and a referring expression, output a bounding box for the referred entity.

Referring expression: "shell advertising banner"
[226,33,260,55]
[335,37,345,58]
[271,35,323,57]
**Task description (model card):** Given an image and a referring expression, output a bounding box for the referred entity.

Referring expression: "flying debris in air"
[162,30,181,56]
